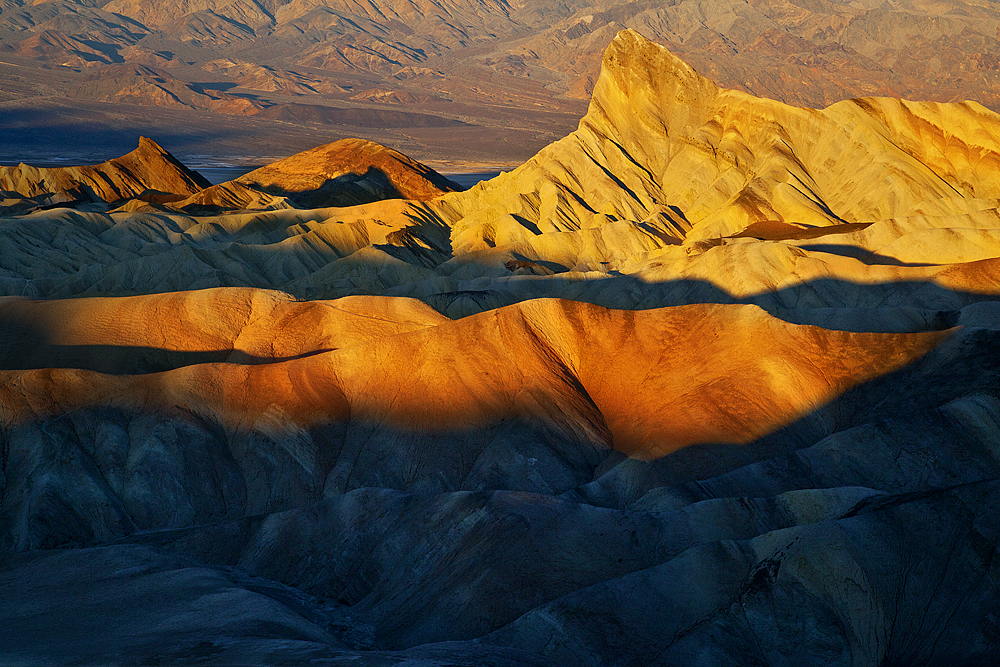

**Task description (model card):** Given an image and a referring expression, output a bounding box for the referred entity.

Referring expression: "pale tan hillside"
[73,64,267,115]
[433,29,1000,256]
[0,292,946,459]
[14,28,119,65]
[101,0,287,32]
[13,0,1000,172]
[202,59,329,95]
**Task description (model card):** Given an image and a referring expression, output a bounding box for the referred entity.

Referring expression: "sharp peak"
[602,29,714,85]
[134,136,169,154]
[583,29,720,134]
[111,137,211,188]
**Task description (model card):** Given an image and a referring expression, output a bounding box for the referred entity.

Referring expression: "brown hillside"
[0,137,209,204]
[177,137,461,210]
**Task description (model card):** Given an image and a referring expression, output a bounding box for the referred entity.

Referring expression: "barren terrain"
[6,0,1000,165]
[1,28,1000,667]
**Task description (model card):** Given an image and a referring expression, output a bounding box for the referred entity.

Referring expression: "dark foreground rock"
[1,313,1000,665]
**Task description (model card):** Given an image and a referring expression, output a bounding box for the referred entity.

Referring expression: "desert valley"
[2,3,1000,666]
[7,0,1000,164]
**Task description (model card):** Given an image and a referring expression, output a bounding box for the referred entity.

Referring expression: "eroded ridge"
[2,29,1000,667]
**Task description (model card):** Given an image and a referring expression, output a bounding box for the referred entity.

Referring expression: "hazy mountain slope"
[501,0,1000,109]
[8,0,1000,164]
[72,63,268,113]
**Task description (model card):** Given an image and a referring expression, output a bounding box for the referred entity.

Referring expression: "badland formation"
[2,25,1000,667]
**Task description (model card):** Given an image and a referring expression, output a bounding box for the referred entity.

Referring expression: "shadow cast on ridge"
[0,343,334,374]
[796,243,936,266]
[180,166,462,216]
[0,316,335,375]
[254,166,408,209]
[1,298,996,529]
[567,323,1000,509]
[1,322,999,655]
[5,191,998,332]
[78,225,991,331]
[417,273,980,332]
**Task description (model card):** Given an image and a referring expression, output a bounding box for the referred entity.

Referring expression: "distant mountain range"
[4,0,1000,163]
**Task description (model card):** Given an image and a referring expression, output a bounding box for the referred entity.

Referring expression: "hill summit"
[443,28,1000,256]
[178,137,462,211]
[0,137,209,209]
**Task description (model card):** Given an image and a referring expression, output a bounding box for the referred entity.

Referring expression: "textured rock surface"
[8,0,1000,167]
[176,138,462,211]
[2,29,1000,667]
[0,136,208,208]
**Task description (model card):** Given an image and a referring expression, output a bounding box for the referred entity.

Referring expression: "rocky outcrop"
[175,138,462,211]
[0,136,209,206]
[441,29,1000,250]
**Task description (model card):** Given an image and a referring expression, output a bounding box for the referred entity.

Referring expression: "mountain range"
[2,28,1000,667]
[5,0,1000,164]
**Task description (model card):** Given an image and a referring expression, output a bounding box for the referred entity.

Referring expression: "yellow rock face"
[0,290,946,459]
[433,29,1000,253]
